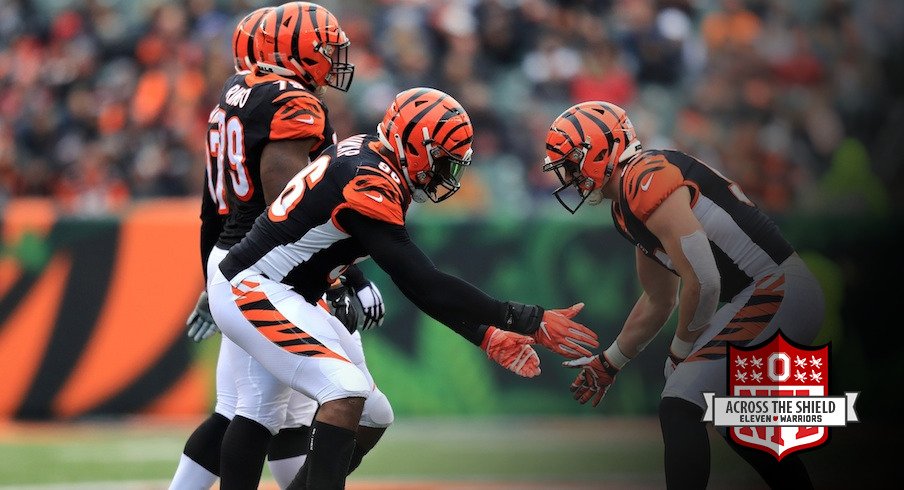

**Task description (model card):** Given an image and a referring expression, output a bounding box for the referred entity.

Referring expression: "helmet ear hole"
[593,149,608,162]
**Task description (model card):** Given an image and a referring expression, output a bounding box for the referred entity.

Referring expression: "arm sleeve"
[341,264,369,291]
[337,208,503,345]
[199,171,224,281]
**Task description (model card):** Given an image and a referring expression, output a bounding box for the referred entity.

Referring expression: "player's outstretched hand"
[481,327,541,378]
[187,290,218,342]
[563,354,619,407]
[531,303,599,359]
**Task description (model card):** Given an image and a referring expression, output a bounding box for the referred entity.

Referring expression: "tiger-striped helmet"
[544,101,642,213]
[232,7,271,72]
[377,87,473,203]
[254,2,354,91]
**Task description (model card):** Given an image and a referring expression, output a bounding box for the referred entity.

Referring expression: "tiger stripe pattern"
[231,279,349,362]
[687,273,786,362]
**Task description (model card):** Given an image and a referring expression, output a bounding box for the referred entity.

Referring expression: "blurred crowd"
[0,0,900,217]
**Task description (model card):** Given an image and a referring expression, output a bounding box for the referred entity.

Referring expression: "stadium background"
[0,0,901,488]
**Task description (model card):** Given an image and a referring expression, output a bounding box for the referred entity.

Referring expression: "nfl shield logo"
[728,331,830,460]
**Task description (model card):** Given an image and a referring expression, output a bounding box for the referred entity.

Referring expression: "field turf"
[0,416,892,489]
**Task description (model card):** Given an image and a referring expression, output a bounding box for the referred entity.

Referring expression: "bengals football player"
[207,87,599,489]
[543,101,824,489]
[172,4,390,490]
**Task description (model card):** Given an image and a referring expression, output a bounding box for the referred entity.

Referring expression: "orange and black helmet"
[232,7,271,72]
[377,87,473,203]
[254,2,354,91]
[544,101,642,213]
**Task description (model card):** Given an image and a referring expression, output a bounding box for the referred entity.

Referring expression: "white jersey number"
[206,107,253,213]
[268,154,330,221]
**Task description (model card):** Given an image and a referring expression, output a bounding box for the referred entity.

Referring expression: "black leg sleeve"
[287,421,356,490]
[219,415,272,490]
[728,442,813,489]
[267,425,312,461]
[182,412,230,475]
[660,396,710,490]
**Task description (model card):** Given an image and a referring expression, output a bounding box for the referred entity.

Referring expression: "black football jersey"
[203,71,336,250]
[611,149,794,301]
[219,134,412,303]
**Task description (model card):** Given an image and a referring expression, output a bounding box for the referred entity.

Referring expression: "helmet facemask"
[321,40,354,91]
[385,126,472,204]
[420,127,471,203]
[543,140,596,214]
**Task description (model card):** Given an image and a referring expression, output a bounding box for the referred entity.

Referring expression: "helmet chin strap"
[587,187,605,206]
[384,127,427,203]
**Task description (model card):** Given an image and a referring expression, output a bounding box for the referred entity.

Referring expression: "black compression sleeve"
[199,178,224,281]
[337,209,506,345]
[341,264,369,291]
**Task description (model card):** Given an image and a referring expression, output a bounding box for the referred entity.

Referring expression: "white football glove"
[187,290,218,342]
[354,281,385,330]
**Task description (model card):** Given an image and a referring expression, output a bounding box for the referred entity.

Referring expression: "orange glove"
[563,353,619,407]
[481,326,541,378]
[531,303,599,359]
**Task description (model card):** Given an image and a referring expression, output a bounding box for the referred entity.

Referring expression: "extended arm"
[564,250,679,406]
[337,209,598,358]
[645,186,720,360]
[337,208,502,344]
[613,248,680,358]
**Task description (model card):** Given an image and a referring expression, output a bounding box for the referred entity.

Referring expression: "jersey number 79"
[206,107,254,214]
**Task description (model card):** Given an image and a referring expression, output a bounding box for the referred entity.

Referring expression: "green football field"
[0,417,725,489]
[0,416,891,489]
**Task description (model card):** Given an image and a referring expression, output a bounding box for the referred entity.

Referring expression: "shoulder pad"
[622,151,685,222]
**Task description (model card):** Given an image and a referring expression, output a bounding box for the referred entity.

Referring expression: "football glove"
[531,303,599,359]
[481,326,541,378]
[354,281,385,330]
[325,283,361,334]
[563,353,620,407]
[186,290,218,342]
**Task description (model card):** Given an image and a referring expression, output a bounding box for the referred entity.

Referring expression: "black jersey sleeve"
[341,264,369,291]
[199,169,224,281]
[336,208,502,346]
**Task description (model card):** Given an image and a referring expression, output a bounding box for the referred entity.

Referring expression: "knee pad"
[360,388,394,428]
[310,360,371,404]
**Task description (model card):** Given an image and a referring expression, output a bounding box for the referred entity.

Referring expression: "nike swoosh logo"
[640,174,654,191]
[363,193,384,202]
[295,115,315,124]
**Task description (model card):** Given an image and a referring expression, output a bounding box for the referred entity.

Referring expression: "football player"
[207,87,599,489]
[171,4,391,490]
[542,101,824,489]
